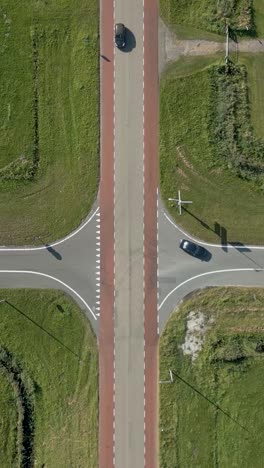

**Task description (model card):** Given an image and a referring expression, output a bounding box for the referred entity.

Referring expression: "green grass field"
[160,55,264,244]
[159,287,264,468]
[239,54,264,139]
[0,289,98,467]
[0,0,99,245]
[160,0,259,37]
[254,0,264,36]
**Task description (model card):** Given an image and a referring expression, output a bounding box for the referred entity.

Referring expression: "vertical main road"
[99,0,158,466]
[114,0,145,467]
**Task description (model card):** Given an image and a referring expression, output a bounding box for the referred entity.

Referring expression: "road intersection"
[0,0,264,466]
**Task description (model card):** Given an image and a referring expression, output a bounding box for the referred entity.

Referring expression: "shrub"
[207,64,264,188]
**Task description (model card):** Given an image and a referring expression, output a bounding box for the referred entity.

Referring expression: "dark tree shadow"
[214,222,228,252]
[229,241,251,253]
[229,242,263,268]
[182,207,226,253]
[180,207,259,262]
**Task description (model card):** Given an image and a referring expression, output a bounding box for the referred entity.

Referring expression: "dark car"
[179,239,211,261]
[115,23,126,49]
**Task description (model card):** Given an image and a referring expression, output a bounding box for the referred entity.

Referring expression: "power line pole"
[225,23,229,65]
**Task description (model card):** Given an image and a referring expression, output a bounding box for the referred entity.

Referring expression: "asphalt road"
[114,0,145,466]
[1,196,262,339]
[158,199,264,332]
[0,204,100,332]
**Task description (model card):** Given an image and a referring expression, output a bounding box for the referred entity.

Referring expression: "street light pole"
[168,190,193,215]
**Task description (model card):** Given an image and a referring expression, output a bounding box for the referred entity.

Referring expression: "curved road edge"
[0,204,99,252]
[158,268,264,332]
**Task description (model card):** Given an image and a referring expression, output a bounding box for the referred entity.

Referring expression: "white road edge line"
[163,210,264,250]
[142,2,147,467]
[113,0,116,464]
[158,268,264,310]
[0,207,99,252]
[0,270,97,320]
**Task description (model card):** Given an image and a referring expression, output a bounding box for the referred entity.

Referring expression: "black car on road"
[179,239,211,261]
[115,23,126,49]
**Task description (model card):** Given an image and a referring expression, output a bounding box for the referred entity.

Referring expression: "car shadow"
[122,28,136,52]
[200,249,212,262]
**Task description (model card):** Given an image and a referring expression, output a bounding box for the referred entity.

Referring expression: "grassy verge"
[160,55,264,244]
[160,0,254,37]
[159,287,264,468]
[0,289,98,467]
[238,54,264,139]
[254,0,264,36]
[0,0,99,245]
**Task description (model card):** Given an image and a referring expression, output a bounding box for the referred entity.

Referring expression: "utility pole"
[225,23,229,65]
[168,190,193,215]
[159,370,174,384]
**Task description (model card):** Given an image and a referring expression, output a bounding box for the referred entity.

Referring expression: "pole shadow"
[4,300,80,359]
[214,222,228,252]
[229,242,263,269]
[100,54,111,62]
[182,206,211,230]
[45,245,62,260]
[171,370,250,434]
[182,207,227,252]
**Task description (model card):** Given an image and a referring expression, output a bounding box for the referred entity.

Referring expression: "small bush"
[208,64,264,188]
[0,347,35,467]
[160,0,254,36]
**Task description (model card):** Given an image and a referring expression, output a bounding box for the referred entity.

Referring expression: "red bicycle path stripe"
[144,0,159,467]
[99,0,114,467]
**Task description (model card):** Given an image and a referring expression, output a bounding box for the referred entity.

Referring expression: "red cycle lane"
[144,0,159,467]
[99,0,114,467]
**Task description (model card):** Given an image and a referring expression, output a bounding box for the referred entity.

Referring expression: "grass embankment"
[160,55,264,244]
[0,0,99,245]
[0,289,98,467]
[160,0,256,38]
[254,0,264,36]
[160,287,264,468]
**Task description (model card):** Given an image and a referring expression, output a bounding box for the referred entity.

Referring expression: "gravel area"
[159,18,264,74]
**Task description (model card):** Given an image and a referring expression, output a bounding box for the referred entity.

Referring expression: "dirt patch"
[180,310,213,361]
[176,146,194,170]
[159,18,264,74]
[177,167,188,179]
